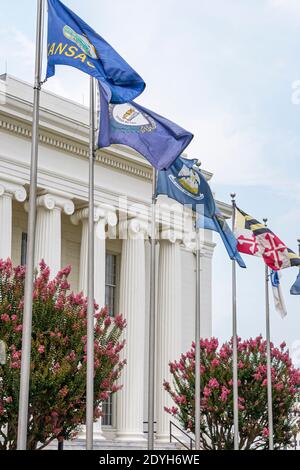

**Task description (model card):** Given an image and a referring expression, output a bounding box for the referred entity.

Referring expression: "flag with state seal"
[98,83,193,170]
[234,206,300,271]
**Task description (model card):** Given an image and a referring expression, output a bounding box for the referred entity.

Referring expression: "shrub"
[0,259,126,450]
[164,336,300,450]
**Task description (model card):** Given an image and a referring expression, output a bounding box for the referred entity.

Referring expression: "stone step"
[47,438,183,451]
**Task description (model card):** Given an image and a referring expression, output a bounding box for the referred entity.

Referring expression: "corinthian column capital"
[0,178,26,202]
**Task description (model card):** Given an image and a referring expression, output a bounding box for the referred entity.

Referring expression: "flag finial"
[195,160,201,168]
[263,218,268,227]
[230,193,236,203]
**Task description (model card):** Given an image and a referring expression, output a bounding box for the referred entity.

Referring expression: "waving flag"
[156,156,215,215]
[291,272,300,295]
[156,157,246,267]
[270,271,287,318]
[98,83,193,170]
[197,208,246,268]
[46,0,145,103]
[234,207,300,271]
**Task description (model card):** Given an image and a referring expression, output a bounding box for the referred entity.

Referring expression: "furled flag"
[290,272,300,295]
[46,0,145,103]
[270,271,287,318]
[156,157,246,268]
[98,83,193,170]
[234,206,300,271]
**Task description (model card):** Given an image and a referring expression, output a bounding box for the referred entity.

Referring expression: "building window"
[105,253,117,317]
[102,253,118,427]
[101,394,113,427]
[21,232,27,266]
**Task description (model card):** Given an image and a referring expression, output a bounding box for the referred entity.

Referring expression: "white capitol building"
[0,74,230,447]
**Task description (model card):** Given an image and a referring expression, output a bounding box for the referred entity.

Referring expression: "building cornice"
[0,112,153,182]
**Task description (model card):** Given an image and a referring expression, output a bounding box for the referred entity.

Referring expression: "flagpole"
[263,218,274,450]
[17,0,45,450]
[195,226,201,451]
[194,160,202,451]
[148,167,157,450]
[86,76,96,451]
[230,193,239,450]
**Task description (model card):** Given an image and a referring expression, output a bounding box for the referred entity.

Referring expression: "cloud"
[0,28,35,74]
[186,112,278,187]
[268,0,300,16]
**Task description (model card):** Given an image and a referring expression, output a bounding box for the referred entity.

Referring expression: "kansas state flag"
[46,0,145,103]
[98,83,193,170]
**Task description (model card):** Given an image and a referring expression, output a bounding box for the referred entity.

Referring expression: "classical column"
[34,193,74,275]
[0,179,27,260]
[71,206,117,307]
[116,218,148,441]
[71,206,117,440]
[156,230,182,442]
[198,237,216,339]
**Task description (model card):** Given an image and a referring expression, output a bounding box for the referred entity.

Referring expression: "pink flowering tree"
[164,336,300,450]
[0,259,126,450]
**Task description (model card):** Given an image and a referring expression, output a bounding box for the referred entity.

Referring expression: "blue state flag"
[290,271,300,295]
[156,157,246,267]
[98,83,193,170]
[156,156,216,216]
[197,209,246,269]
[46,0,145,103]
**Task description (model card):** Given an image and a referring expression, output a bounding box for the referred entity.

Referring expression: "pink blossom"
[100,391,109,400]
[11,361,21,369]
[262,428,269,438]
[5,396,13,403]
[1,314,10,322]
[38,345,45,354]
[220,386,230,402]
[208,378,219,389]
[274,382,284,392]
[211,358,220,367]
[114,314,126,329]
[203,386,212,397]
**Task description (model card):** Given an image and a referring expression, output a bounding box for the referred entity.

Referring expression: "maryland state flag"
[234,207,300,271]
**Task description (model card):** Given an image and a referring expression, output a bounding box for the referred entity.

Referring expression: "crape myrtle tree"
[0,259,126,450]
[164,336,300,450]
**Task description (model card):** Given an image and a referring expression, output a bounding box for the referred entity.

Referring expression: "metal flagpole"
[147,167,157,450]
[17,0,45,450]
[195,226,201,451]
[231,194,239,450]
[86,76,96,450]
[263,218,274,450]
[194,160,202,451]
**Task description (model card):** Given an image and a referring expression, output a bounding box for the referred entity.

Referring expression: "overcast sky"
[1,0,300,364]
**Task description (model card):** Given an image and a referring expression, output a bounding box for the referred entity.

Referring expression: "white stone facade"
[0,74,227,443]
